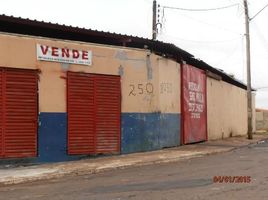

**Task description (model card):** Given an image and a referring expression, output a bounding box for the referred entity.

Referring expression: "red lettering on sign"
[40,45,49,55]
[82,51,88,60]
[62,48,70,58]
[72,50,79,59]
[51,47,59,57]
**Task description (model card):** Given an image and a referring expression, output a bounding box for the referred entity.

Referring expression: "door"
[67,72,121,155]
[67,72,95,155]
[0,68,38,158]
[0,69,3,157]
[94,75,121,153]
[182,64,207,144]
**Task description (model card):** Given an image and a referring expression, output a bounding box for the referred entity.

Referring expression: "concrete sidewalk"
[0,133,267,186]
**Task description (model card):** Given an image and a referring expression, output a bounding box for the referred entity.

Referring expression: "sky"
[0,0,268,108]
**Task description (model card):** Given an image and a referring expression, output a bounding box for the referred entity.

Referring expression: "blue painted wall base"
[37,113,68,162]
[0,112,181,164]
[37,113,86,163]
[121,113,181,154]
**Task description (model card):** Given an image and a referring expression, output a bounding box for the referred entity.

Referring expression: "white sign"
[37,44,92,66]
[188,81,204,119]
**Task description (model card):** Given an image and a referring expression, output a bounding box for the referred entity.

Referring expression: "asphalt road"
[0,141,268,200]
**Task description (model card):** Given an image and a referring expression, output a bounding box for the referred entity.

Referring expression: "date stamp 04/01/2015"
[213,176,251,183]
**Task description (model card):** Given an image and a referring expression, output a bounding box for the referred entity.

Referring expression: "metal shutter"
[95,76,121,153]
[0,69,3,157]
[67,72,95,155]
[0,68,38,158]
[67,72,121,155]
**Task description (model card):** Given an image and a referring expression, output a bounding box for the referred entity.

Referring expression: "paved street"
[0,140,268,200]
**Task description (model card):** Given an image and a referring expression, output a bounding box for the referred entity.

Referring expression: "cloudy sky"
[1,0,268,108]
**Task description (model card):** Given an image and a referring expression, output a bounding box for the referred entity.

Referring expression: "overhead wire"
[161,10,242,35]
[142,0,152,5]
[158,1,246,81]
[160,2,243,36]
[160,34,242,44]
[250,3,268,21]
[251,21,268,52]
[162,3,239,12]
[214,36,243,66]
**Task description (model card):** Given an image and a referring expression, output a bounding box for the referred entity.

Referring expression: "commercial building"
[0,15,253,163]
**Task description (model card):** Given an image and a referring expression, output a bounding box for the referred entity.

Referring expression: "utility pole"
[152,0,157,40]
[244,0,253,139]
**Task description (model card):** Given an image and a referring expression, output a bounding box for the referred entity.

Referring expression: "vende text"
[37,44,92,66]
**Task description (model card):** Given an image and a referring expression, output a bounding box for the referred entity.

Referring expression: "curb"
[0,136,267,186]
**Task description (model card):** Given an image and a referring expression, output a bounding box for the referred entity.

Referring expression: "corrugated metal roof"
[0,14,247,90]
[256,108,268,112]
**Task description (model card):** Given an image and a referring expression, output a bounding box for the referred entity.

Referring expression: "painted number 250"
[129,83,154,96]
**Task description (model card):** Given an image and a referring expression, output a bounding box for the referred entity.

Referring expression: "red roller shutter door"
[0,69,3,157]
[67,72,121,155]
[67,73,95,155]
[95,75,121,153]
[0,68,38,158]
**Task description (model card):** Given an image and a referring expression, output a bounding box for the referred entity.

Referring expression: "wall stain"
[118,65,124,76]
[114,50,146,63]
[61,63,70,71]
[146,54,153,80]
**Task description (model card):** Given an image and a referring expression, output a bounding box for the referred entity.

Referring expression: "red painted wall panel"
[182,64,207,144]
[0,68,38,158]
[67,72,121,155]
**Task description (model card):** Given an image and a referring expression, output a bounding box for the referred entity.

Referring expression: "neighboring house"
[256,108,268,131]
[0,15,254,163]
